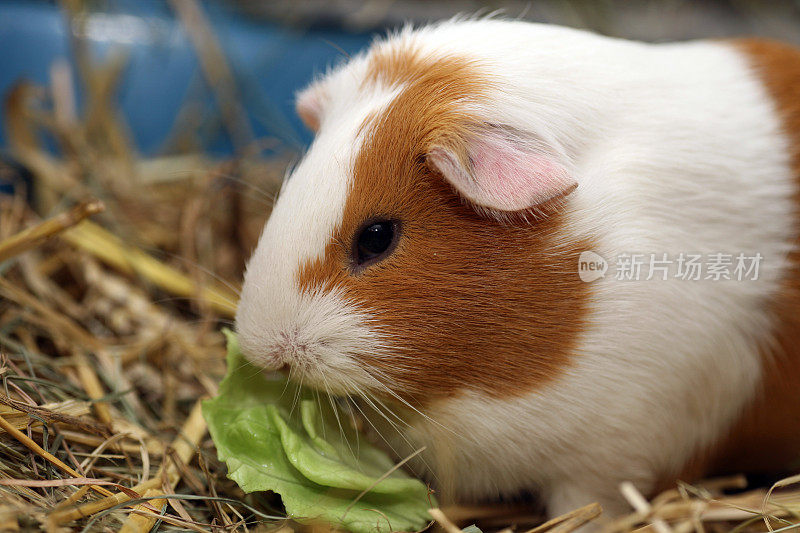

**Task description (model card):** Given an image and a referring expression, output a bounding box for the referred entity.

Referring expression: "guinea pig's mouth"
[235,275,397,399]
[238,335,372,398]
[279,361,353,397]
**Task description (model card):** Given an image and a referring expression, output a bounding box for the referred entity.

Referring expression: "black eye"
[354,220,399,267]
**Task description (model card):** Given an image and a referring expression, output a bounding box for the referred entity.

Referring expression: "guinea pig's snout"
[274,329,317,369]
[239,325,319,374]
[262,340,291,373]
[236,267,380,393]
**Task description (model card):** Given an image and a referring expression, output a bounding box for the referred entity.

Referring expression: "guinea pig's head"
[236,42,590,407]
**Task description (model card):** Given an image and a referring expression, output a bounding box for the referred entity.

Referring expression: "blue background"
[0,0,374,158]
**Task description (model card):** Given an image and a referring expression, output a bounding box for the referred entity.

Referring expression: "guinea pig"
[235,17,800,521]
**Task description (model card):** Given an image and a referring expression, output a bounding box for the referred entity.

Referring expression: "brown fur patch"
[298,48,591,405]
[667,39,800,490]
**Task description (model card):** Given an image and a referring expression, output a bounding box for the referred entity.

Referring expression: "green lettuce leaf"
[203,330,435,533]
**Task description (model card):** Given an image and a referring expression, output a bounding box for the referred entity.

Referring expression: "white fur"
[237,19,797,520]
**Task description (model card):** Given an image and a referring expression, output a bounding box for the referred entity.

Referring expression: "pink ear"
[295,84,326,132]
[427,128,577,215]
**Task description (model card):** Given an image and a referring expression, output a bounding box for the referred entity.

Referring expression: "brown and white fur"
[235,18,800,521]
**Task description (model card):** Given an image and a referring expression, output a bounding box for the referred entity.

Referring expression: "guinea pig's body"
[236,19,800,519]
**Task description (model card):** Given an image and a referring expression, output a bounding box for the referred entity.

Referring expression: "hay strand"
[118,488,166,533]
[524,503,602,533]
[0,199,103,263]
[428,508,462,533]
[46,399,206,528]
[62,221,238,317]
[0,413,113,497]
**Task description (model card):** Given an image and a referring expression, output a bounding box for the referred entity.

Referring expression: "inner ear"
[427,125,577,220]
[296,83,327,132]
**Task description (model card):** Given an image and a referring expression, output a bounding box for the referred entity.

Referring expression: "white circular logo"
[578,251,607,282]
